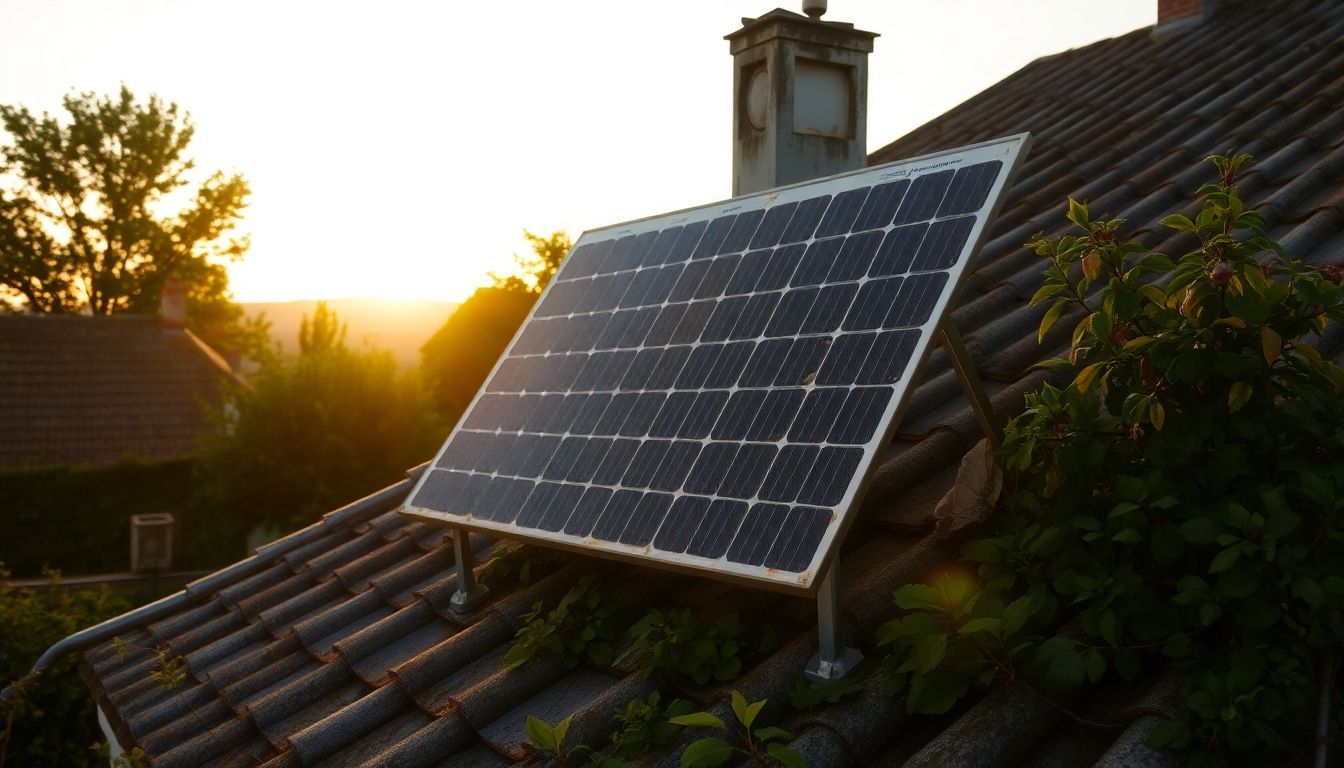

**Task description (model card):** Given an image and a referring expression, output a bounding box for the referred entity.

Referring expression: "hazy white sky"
[0,1,1154,303]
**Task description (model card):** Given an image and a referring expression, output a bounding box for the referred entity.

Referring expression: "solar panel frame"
[402,133,1031,594]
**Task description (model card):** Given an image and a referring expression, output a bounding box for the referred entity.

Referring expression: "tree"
[0,86,261,357]
[422,229,572,417]
[193,303,444,537]
[490,229,571,294]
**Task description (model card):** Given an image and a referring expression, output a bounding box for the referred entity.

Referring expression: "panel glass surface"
[402,134,1030,592]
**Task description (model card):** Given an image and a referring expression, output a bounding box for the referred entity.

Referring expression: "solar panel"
[402,134,1030,593]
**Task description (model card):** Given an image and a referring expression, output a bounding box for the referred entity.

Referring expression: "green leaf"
[1146,718,1192,749]
[908,634,948,675]
[893,584,942,611]
[1292,577,1325,607]
[671,712,727,731]
[1112,528,1142,544]
[730,690,748,726]
[1039,298,1068,344]
[958,617,1001,637]
[1162,214,1197,232]
[1227,381,1253,412]
[679,737,737,768]
[906,669,971,714]
[742,698,766,729]
[1083,649,1106,683]
[1001,595,1037,636]
[1260,326,1282,366]
[1209,546,1240,574]
[753,726,792,743]
[1074,362,1104,394]
[765,742,807,768]
[1067,197,1090,228]
[526,716,557,754]
[1179,517,1221,544]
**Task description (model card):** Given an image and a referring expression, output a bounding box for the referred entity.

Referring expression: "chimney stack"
[726,8,877,196]
[160,276,186,329]
[1154,0,1215,35]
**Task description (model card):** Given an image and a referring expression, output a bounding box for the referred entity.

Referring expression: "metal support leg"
[804,563,863,682]
[449,528,489,614]
[939,319,1003,448]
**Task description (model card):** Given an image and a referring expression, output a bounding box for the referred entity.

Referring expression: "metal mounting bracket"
[804,561,863,682]
[449,527,490,614]
[939,319,1003,448]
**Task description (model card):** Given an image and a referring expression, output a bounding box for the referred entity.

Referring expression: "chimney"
[1154,0,1215,35]
[160,275,186,328]
[726,5,877,196]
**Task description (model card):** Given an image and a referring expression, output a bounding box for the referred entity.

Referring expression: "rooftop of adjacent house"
[0,314,236,470]
[67,0,1344,765]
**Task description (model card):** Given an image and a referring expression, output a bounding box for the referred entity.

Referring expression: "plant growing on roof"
[879,154,1344,766]
[503,574,622,671]
[606,691,693,761]
[670,691,804,768]
[479,543,565,590]
[617,608,778,687]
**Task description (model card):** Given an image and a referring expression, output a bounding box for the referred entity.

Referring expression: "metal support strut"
[939,319,1003,447]
[805,561,863,682]
[449,527,490,613]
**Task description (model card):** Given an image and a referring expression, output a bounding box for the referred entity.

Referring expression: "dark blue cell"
[796,446,865,506]
[758,445,821,503]
[892,170,955,224]
[780,195,831,244]
[886,271,949,328]
[683,442,739,494]
[562,486,614,537]
[852,179,910,231]
[686,499,750,559]
[749,201,798,249]
[858,330,919,385]
[725,503,791,566]
[937,160,1001,217]
[815,187,871,238]
[619,492,675,546]
[653,496,712,553]
[762,506,832,572]
[911,216,975,271]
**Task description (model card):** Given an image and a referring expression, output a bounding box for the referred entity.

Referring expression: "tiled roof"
[78,1,1344,765]
[0,315,236,469]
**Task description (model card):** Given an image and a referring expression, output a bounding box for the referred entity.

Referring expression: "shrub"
[881,154,1344,766]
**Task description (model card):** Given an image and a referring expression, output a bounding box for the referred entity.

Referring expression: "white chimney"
[726,7,877,196]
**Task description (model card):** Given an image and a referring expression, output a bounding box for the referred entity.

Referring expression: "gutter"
[0,463,426,704]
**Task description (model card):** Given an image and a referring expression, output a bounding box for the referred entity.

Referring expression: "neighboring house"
[19,0,1344,765]
[0,283,239,575]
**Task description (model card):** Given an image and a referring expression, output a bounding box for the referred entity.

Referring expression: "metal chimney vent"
[131,513,174,572]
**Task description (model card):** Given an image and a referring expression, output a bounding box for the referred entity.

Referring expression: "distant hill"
[243,299,459,368]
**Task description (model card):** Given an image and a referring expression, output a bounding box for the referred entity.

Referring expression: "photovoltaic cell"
[403,134,1029,592]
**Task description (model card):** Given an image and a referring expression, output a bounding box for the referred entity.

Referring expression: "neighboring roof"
[76,1,1344,765]
[0,314,236,470]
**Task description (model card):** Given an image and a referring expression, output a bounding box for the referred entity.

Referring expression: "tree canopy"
[193,303,443,534]
[0,86,261,356]
[422,229,572,417]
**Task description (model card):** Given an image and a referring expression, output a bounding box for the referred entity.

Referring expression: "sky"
[0,1,1155,304]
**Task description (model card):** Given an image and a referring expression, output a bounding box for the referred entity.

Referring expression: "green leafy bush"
[479,543,565,590]
[881,154,1344,766]
[618,609,777,687]
[503,575,622,671]
[606,691,692,761]
[0,573,131,768]
[670,691,804,768]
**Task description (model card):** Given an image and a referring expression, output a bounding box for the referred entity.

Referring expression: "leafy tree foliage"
[193,302,443,538]
[421,230,571,417]
[880,155,1344,766]
[490,229,571,294]
[0,572,131,768]
[0,86,263,357]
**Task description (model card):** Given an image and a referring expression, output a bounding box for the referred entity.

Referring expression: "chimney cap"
[726,8,876,52]
[802,0,826,20]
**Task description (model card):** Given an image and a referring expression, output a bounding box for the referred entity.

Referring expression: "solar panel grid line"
[402,133,1031,593]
